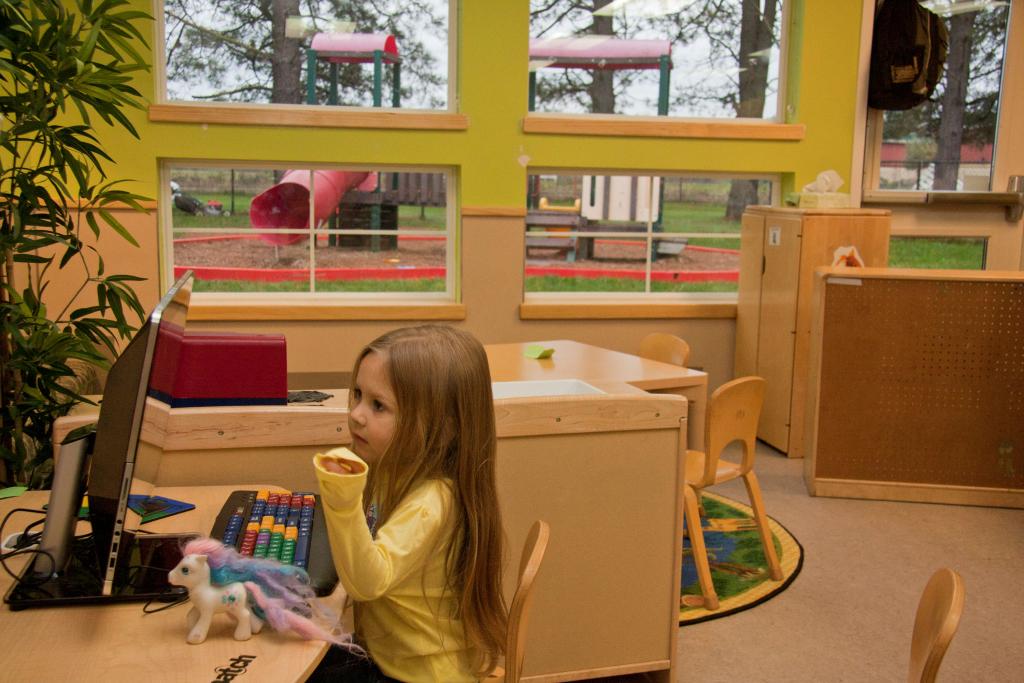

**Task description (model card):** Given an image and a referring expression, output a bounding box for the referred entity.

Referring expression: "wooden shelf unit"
[735,207,891,457]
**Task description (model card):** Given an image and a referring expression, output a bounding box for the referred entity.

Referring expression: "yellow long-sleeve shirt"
[313,448,475,682]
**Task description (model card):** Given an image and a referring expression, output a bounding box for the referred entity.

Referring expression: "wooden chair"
[639,332,691,368]
[682,376,782,610]
[909,568,965,683]
[487,520,551,683]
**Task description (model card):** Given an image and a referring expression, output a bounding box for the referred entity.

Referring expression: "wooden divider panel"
[815,276,1024,489]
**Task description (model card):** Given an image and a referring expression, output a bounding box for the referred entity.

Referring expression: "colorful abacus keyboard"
[219,490,315,568]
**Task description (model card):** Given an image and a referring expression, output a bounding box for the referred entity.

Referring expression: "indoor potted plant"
[0,0,152,486]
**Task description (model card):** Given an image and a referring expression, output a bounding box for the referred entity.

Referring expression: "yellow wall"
[82,0,870,390]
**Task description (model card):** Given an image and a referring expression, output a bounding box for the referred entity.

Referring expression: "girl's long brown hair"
[351,325,506,676]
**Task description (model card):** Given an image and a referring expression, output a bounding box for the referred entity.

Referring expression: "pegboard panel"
[814,277,1024,489]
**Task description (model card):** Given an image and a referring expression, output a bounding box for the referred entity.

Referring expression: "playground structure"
[526,38,672,262]
[249,33,406,250]
[306,32,400,107]
[249,170,377,246]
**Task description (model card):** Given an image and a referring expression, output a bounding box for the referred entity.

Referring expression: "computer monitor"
[5,272,196,609]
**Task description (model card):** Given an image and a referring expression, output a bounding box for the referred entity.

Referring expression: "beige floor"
[606,442,1024,682]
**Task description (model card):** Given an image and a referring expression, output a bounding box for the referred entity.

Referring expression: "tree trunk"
[933,13,975,191]
[588,0,615,113]
[727,0,777,220]
[271,0,303,104]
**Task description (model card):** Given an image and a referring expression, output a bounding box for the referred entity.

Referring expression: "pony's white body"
[168,553,264,644]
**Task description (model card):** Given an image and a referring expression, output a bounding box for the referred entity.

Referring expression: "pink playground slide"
[249,170,378,245]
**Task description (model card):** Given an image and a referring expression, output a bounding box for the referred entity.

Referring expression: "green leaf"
[12,254,51,264]
[84,209,101,238]
[0,0,151,488]
[96,208,139,247]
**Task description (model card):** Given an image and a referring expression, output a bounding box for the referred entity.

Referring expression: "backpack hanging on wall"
[868,0,949,110]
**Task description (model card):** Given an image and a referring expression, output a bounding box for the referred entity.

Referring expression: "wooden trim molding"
[149,103,469,131]
[461,206,528,217]
[187,301,466,321]
[816,266,1024,283]
[71,200,157,211]
[519,302,737,320]
[861,189,928,204]
[811,477,1024,509]
[522,113,806,141]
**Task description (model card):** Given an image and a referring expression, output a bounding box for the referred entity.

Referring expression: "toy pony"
[168,537,353,647]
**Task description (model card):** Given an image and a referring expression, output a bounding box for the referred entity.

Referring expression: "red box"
[149,325,287,407]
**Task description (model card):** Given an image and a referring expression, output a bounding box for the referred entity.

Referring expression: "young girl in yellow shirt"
[310,325,506,682]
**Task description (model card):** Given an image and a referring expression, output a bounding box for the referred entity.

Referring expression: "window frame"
[856,0,1024,272]
[859,0,1022,203]
[524,0,795,125]
[522,168,781,304]
[158,159,459,313]
[152,0,459,122]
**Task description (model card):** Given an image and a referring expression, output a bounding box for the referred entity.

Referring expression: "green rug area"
[680,491,803,625]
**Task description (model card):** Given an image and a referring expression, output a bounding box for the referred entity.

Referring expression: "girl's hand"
[321,456,366,475]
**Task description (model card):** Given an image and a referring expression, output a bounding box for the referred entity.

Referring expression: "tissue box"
[798,192,851,208]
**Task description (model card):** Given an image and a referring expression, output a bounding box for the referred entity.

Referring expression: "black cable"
[0,547,57,583]
[12,518,46,549]
[142,593,189,613]
[128,561,189,613]
[0,507,47,539]
[0,507,51,578]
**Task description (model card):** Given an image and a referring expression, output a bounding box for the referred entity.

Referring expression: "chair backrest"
[505,520,550,683]
[694,376,765,487]
[638,333,691,368]
[909,568,965,683]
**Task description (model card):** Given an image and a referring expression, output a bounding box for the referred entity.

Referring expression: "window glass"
[163,1,449,109]
[877,1,1010,191]
[525,173,774,295]
[888,236,987,269]
[167,165,449,295]
[528,0,785,118]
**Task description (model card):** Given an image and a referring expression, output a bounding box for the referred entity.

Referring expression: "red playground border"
[175,265,738,283]
[173,232,738,283]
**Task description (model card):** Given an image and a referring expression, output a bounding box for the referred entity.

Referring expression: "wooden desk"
[486,339,708,449]
[47,340,696,681]
[0,486,340,682]
[54,339,708,480]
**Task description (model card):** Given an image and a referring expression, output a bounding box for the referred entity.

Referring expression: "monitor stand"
[4,433,195,610]
[4,531,194,610]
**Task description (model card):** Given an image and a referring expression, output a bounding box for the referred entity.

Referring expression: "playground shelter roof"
[310,33,400,64]
[529,37,672,70]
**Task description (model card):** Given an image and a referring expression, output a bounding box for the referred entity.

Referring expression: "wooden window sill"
[861,190,928,204]
[522,113,805,141]
[519,301,737,320]
[149,103,469,130]
[187,301,466,321]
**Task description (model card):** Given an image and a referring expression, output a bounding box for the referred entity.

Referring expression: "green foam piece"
[524,344,554,359]
[0,486,27,500]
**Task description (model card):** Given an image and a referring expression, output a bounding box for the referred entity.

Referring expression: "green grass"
[651,280,737,293]
[525,276,643,292]
[398,205,446,229]
[192,278,445,293]
[525,276,736,293]
[888,236,986,269]
[173,197,446,230]
[659,202,742,234]
[686,237,740,250]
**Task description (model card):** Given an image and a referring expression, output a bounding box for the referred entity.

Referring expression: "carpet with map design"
[680,491,803,625]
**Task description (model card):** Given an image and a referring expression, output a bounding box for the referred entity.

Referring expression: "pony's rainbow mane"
[181,537,357,649]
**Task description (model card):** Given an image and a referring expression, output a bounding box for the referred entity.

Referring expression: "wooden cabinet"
[735,207,891,457]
